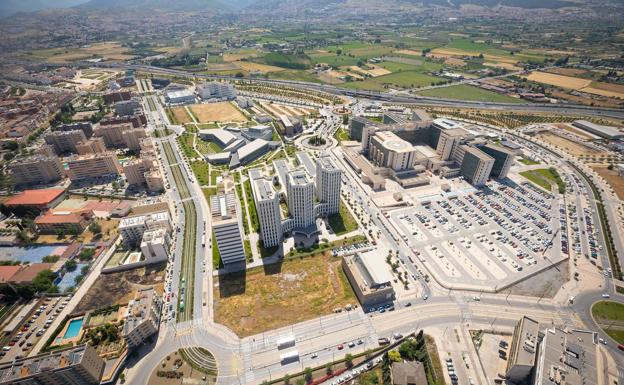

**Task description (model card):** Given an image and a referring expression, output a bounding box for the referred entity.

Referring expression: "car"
[602,293,610,298]
[348,342,355,348]
[357,339,364,345]
[337,344,344,350]
[311,353,318,359]
[423,294,429,301]
[473,296,481,301]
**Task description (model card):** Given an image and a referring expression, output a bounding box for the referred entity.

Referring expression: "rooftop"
[537,328,598,385]
[123,288,158,337]
[0,344,90,382]
[237,138,268,161]
[5,189,65,207]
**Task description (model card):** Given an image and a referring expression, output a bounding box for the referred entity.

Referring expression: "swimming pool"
[63,318,83,339]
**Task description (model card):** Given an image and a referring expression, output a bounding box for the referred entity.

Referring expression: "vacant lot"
[536,132,604,156]
[25,42,135,63]
[170,107,193,124]
[189,102,247,123]
[74,263,165,313]
[592,166,624,200]
[592,301,624,344]
[214,254,356,337]
[525,71,592,90]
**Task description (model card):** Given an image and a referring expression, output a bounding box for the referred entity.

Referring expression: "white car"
[601,293,610,298]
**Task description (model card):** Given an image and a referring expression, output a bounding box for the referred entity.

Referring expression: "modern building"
[57,122,94,139]
[75,137,107,155]
[196,82,237,101]
[123,288,162,350]
[241,125,273,141]
[250,172,283,248]
[5,188,66,211]
[236,97,253,108]
[44,130,87,154]
[35,209,94,234]
[479,143,514,179]
[199,129,237,148]
[234,139,273,166]
[210,192,246,266]
[140,228,170,262]
[119,211,171,247]
[9,155,65,187]
[436,126,468,161]
[66,153,122,181]
[316,154,342,216]
[572,120,624,140]
[506,316,540,382]
[165,89,195,105]
[368,131,421,171]
[0,344,104,385]
[342,250,395,307]
[460,146,494,186]
[280,115,302,136]
[114,99,142,117]
[286,169,316,231]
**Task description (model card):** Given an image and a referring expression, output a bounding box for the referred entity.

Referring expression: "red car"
[337,344,344,350]
[618,344,624,351]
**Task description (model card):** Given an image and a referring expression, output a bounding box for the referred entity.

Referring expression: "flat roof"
[374,131,414,152]
[465,146,494,162]
[511,316,540,366]
[296,151,316,177]
[237,139,268,161]
[288,169,312,186]
[434,118,463,130]
[200,129,236,146]
[253,178,277,201]
[166,89,194,98]
[537,328,598,385]
[573,120,623,138]
[6,189,65,207]
[358,249,393,286]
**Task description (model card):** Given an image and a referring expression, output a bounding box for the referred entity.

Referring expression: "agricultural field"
[214,253,356,337]
[525,71,624,99]
[417,84,522,103]
[189,102,247,123]
[344,71,443,91]
[22,42,137,63]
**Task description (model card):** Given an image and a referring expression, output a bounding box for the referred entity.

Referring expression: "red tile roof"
[35,210,92,225]
[8,263,54,284]
[5,189,66,207]
[0,265,22,283]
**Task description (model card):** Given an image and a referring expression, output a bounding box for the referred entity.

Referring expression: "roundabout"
[148,346,218,385]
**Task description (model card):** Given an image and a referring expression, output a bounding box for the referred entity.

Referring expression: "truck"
[276,335,295,350]
[280,350,299,365]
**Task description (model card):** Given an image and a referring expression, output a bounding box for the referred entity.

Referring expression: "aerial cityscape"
[0,0,622,384]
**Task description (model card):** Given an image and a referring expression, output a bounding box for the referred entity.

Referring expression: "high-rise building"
[506,316,540,382]
[460,147,494,186]
[114,99,142,117]
[144,169,164,193]
[66,153,122,181]
[368,131,421,171]
[9,155,65,187]
[75,137,107,155]
[316,154,342,215]
[122,128,148,152]
[123,288,162,350]
[123,158,155,186]
[250,172,282,248]
[478,143,514,179]
[210,192,246,265]
[286,169,315,230]
[57,122,94,139]
[44,130,87,154]
[0,344,104,385]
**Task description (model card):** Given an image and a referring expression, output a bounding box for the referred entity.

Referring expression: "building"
[122,128,148,152]
[35,209,94,234]
[93,123,132,148]
[460,147,494,186]
[0,344,104,385]
[199,129,237,148]
[103,90,132,104]
[165,89,195,105]
[506,316,540,382]
[479,143,514,179]
[572,120,624,140]
[316,154,342,216]
[75,137,106,155]
[119,211,171,247]
[5,188,66,211]
[533,328,598,385]
[368,131,421,171]
[234,139,273,167]
[196,82,237,100]
[342,250,395,307]
[435,127,468,161]
[66,153,122,181]
[122,288,162,350]
[44,130,86,154]
[280,115,302,136]
[286,169,316,231]
[9,154,65,187]
[241,125,273,141]
[210,192,246,266]
[5,263,54,285]
[144,169,165,193]
[140,228,170,262]
[236,97,253,108]
[57,122,93,139]
[114,99,142,117]
[250,172,283,248]
[123,158,155,187]
[99,114,146,128]
[391,361,427,385]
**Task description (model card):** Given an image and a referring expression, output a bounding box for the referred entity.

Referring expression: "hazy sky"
[0,0,90,17]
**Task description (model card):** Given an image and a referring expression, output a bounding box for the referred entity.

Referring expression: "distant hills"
[79,0,256,12]
[0,0,88,18]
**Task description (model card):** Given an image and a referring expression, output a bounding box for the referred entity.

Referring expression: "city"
[0,1,622,385]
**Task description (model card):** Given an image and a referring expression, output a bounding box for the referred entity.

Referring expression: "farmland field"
[525,72,592,90]
[343,71,443,91]
[417,84,523,103]
[189,102,247,123]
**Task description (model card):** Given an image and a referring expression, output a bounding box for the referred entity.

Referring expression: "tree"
[388,350,402,362]
[345,353,354,368]
[56,229,65,240]
[325,363,333,375]
[283,374,290,385]
[65,260,77,272]
[398,339,420,361]
[296,379,305,385]
[304,367,313,384]
[342,115,349,125]
[89,222,102,234]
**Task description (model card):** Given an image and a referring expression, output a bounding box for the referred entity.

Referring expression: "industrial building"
[66,153,122,181]
[210,192,246,266]
[342,250,395,307]
[0,344,104,385]
[123,288,162,349]
[9,154,65,187]
[572,120,624,140]
[165,89,195,105]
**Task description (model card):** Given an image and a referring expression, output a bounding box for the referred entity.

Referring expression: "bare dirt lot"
[170,107,193,124]
[74,263,165,313]
[189,102,247,123]
[592,166,624,200]
[525,71,592,90]
[214,254,355,337]
[536,132,604,156]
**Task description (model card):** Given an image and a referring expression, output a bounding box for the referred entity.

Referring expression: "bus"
[276,335,295,350]
[280,350,299,365]
[201,235,206,248]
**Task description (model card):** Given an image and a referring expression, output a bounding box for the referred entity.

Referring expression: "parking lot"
[1,295,70,362]
[388,180,569,291]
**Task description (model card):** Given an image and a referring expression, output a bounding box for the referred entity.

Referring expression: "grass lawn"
[327,202,358,236]
[343,71,443,91]
[196,139,222,155]
[243,180,259,232]
[176,133,198,159]
[190,161,210,185]
[521,168,566,194]
[212,231,221,269]
[519,158,540,166]
[214,253,356,337]
[418,84,523,103]
[334,127,350,143]
[592,301,624,344]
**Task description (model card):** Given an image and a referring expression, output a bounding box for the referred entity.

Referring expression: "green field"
[418,84,523,103]
[520,168,566,194]
[327,202,358,236]
[592,301,624,344]
[519,158,540,166]
[344,71,444,91]
[334,127,349,143]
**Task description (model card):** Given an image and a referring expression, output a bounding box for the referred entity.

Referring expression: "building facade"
[75,137,107,155]
[286,169,316,230]
[123,288,162,350]
[316,154,342,216]
[460,147,494,186]
[9,155,65,187]
[479,143,514,179]
[197,82,237,100]
[210,192,246,265]
[44,130,87,154]
[251,174,283,248]
[66,153,122,181]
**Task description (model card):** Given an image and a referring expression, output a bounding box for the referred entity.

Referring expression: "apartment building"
[123,288,162,350]
[0,344,104,385]
[316,154,342,216]
[57,122,93,139]
[44,129,86,154]
[140,228,170,262]
[460,147,494,186]
[114,99,142,117]
[9,154,65,187]
[75,137,106,155]
[119,211,171,247]
[144,169,164,193]
[123,158,155,186]
[250,172,283,248]
[122,128,148,152]
[210,192,246,266]
[66,153,122,181]
[196,82,237,100]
